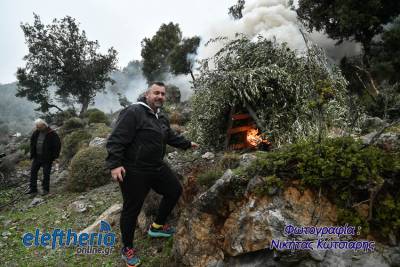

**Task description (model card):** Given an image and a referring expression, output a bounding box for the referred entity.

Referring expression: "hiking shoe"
[121,247,141,267]
[147,224,175,238]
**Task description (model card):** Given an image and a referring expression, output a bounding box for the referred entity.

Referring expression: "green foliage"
[84,109,109,125]
[297,0,400,59]
[141,22,200,82]
[18,141,30,155]
[47,109,78,126]
[374,194,400,237]
[16,14,118,115]
[60,117,85,138]
[196,152,241,188]
[243,136,400,239]
[255,175,284,196]
[88,123,111,138]
[61,129,92,162]
[188,36,352,148]
[197,168,224,188]
[219,152,241,169]
[337,208,370,235]
[67,146,109,192]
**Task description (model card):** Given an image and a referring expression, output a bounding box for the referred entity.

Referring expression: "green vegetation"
[189,36,354,149]
[242,136,400,239]
[67,146,109,192]
[0,183,173,266]
[17,14,117,115]
[61,130,92,162]
[83,108,110,125]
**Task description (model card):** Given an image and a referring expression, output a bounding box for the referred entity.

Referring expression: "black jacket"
[106,102,191,170]
[30,128,61,162]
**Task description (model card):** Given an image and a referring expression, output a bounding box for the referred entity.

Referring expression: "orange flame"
[246,128,270,147]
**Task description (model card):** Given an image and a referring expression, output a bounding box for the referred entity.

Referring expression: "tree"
[168,37,200,81]
[296,0,400,65]
[16,14,118,115]
[141,23,200,83]
[228,0,245,20]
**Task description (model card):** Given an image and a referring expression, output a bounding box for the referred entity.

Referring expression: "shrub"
[88,110,110,125]
[197,168,224,188]
[88,123,111,138]
[44,109,77,126]
[67,146,109,192]
[61,130,92,162]
[18,141,30,155]
[61,117,85,137]
[243,136,400,240]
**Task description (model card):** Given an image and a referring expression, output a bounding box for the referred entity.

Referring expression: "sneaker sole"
[147,230,173,238]
[126,262,141,267]
[122,255,141,267]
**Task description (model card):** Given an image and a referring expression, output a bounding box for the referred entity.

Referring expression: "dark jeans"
[30,157,53,192]
[119,163,182,248]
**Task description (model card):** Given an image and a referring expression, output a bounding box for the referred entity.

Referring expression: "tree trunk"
[79,98,89,117]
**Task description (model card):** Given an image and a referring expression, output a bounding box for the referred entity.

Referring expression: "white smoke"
[198,0,361,63]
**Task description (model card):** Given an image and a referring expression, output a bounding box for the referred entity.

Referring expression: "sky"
[0,0,234,84]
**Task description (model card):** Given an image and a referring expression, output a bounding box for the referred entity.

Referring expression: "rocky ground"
[0,117,399,266]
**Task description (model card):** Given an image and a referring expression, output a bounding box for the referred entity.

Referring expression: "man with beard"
[27,118,61,196]
[106,82,198,267]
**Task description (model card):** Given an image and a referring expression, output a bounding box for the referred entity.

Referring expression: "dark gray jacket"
[105,102,191,170]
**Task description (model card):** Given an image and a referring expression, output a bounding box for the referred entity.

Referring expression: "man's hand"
[111,166,126,182]
[191,142,199,149]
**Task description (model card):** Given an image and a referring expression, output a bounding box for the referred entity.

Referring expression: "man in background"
[27,118,61,196]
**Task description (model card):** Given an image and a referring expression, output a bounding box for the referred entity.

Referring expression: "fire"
[246,128,270,147]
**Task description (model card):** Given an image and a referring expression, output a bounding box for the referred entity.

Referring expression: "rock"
[69,200,88,213]
[175,184,339,267]
[239,153,257,168]
[195,169,247,217]
[309,250,326,262]
[80,203,122,234]
[29,197,44,207]
[167,151,179,160]
[362,117,387,134]
[245,176,264,195]
[2,220,12,227]
[202,152,215,160]
[51,169,69,186]
[360,131,377,145]
[89,137,107,147]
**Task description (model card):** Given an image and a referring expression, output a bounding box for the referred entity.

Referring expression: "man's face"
[36,123,47,131]
[145,84,166,110]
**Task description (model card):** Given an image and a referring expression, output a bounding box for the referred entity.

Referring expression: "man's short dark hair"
[148,81,166,88]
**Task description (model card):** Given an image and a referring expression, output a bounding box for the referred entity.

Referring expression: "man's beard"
[154,101,163,108]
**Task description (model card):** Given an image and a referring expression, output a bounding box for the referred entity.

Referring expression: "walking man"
[27,119,61,196]
[106,82,198,267]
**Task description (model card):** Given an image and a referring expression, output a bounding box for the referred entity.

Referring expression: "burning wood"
[246,128,271,147]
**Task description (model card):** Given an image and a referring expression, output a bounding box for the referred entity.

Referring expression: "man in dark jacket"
[106,82,198,267]
[27,119,61,196]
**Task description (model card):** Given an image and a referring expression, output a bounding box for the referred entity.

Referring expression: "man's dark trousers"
[119,163,182,248]
[30,157,52,192]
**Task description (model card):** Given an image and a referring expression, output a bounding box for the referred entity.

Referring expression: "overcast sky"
[0,0,233,84]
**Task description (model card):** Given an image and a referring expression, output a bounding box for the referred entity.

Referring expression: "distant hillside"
[0,82,37,135]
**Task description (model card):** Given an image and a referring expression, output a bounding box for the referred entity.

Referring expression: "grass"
[0,182,175,266]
